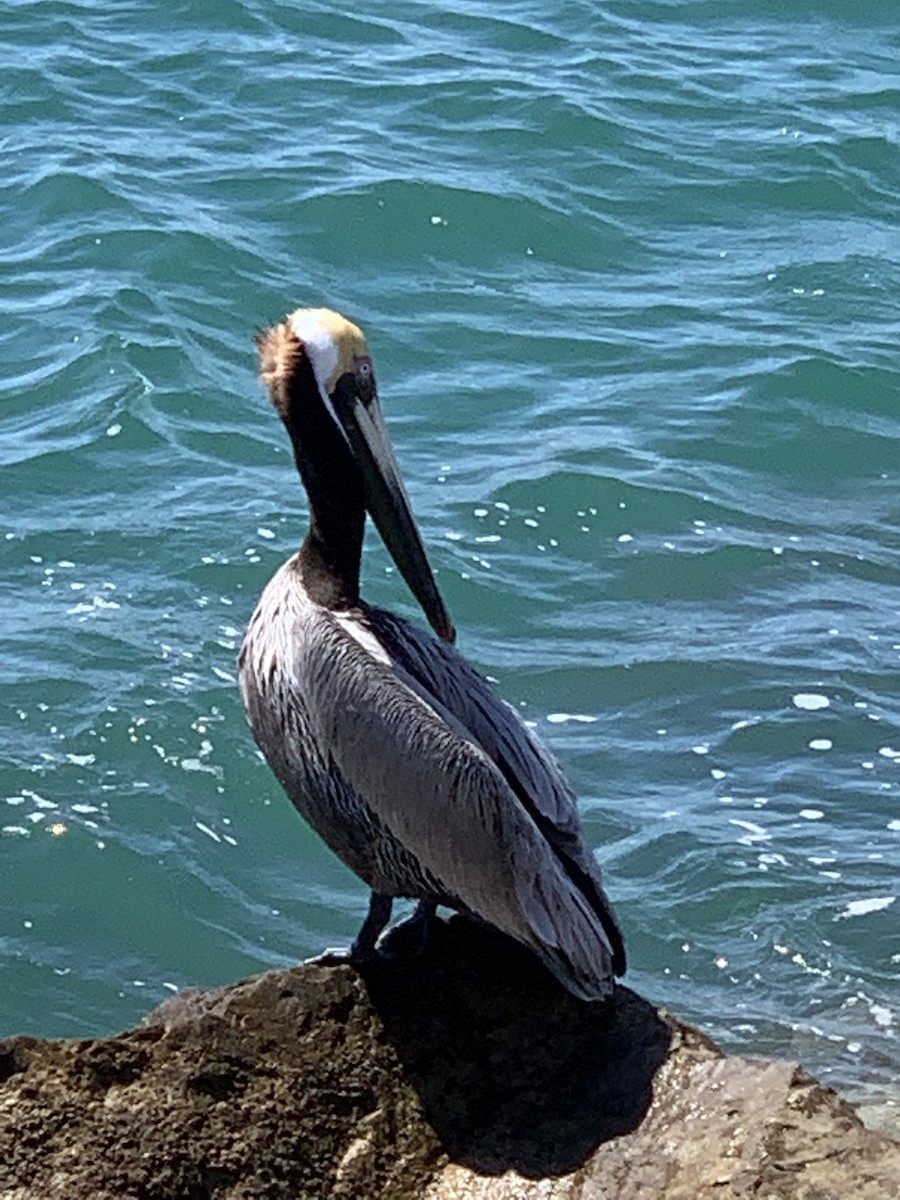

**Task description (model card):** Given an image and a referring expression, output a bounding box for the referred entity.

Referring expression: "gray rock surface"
[1,919,897,1198]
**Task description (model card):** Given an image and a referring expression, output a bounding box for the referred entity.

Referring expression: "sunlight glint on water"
[1,0,898,1112]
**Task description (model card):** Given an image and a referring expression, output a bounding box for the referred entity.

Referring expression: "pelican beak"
[330,372,456,645]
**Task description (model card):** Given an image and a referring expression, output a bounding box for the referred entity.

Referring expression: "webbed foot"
[304,896,438,969]
[378,900,437,959]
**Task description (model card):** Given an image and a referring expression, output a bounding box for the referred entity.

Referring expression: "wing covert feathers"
[301,606,624,998]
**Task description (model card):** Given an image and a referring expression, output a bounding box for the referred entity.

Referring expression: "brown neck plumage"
[258,322,366,610]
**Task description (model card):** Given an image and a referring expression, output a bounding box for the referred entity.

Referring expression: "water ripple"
[1,0,898,1110]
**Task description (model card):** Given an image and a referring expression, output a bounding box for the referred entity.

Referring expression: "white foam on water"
[835,897,895,920]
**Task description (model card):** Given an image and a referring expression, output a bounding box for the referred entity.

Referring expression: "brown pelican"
[239,308,626,1000]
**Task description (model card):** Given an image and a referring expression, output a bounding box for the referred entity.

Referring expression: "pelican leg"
[349,891,393,962]
[303,892,393,966]
[379,899,437,959]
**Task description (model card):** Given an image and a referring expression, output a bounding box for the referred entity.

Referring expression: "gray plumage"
[238,308,626,1000]
[240,558,625,999]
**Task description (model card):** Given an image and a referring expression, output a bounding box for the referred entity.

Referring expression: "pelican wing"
[370,607,625,968]
[298,607,624,994]
[371,607,586,829]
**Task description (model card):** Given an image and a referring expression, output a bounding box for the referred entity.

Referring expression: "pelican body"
[239,308,626,1000]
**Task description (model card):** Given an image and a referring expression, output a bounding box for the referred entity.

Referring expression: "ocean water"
[2,0,899,1113]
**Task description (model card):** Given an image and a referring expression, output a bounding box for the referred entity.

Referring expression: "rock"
[0,918,897,1199]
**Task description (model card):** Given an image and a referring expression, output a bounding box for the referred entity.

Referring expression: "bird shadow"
[357,916,672,1178]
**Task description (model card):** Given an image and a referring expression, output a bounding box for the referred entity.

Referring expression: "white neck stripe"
[289,311,339,398]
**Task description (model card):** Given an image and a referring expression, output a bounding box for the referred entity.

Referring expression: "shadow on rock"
[358,916,672,1178]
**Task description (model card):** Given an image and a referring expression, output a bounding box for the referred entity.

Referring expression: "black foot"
[378,900,437,960]
[304,896,437,969]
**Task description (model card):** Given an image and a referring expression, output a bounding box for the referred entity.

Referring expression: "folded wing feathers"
[302,608,623,996]
[372,607,625,969]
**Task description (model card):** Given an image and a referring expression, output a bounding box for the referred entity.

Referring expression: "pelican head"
[258,308,455,645]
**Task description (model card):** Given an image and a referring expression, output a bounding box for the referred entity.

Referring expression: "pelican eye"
[353,355,376,404]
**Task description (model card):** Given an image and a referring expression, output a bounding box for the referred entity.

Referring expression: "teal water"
[2,0,898,1110]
